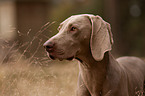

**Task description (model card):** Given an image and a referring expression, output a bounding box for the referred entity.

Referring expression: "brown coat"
[43,14,145,96]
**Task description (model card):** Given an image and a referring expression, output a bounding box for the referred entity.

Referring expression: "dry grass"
[0,22,78,96]
[0,59,78,96]
[0,42,79,96]
[0,61,78,96]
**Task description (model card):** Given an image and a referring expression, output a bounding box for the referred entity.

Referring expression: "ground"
[0,58,79,96]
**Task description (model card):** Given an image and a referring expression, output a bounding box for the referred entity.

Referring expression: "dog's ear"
[88,15,113,61]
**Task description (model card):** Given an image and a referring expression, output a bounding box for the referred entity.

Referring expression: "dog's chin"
[48,54,74,61]
[49,54,56,60]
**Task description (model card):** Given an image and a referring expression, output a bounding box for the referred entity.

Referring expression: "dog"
[43,14,145,96]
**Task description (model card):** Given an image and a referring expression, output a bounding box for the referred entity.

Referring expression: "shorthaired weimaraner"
[43,14,145,96]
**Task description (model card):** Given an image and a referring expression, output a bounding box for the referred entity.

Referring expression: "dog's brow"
[57,24,63,31]
[59,23,63,27]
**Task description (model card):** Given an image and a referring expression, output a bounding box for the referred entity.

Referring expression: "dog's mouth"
[46,49,79,61]
[49,54,56,60]
[49,54,74,61]
[66,56,74,61]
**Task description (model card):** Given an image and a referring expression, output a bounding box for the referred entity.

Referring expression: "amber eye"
[57,26,61,31]
[70,26,77,31]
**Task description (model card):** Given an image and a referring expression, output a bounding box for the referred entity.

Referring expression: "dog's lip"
[46,49,65,55]
[49,54,56,60]
[48,53,74,61]
[66,56,74,61]
[58,56,74,61]
[46,50,78,61]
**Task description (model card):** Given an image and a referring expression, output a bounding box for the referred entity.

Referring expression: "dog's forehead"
[61,15,90,25]
[70,15,87,22]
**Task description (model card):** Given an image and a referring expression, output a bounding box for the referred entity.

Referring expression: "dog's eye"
[57,26,61,31]
[70,26,77,32]
[57,24,63,31]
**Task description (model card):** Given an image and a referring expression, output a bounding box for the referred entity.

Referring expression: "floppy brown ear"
[88,15,113,61]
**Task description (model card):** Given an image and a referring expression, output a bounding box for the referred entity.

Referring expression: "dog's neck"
[75,51,109,95]
[75,51,121,95]
[76,50,109,69]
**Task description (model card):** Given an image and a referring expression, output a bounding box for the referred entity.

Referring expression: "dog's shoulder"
[116,56,145,66]
[116,56,145,76]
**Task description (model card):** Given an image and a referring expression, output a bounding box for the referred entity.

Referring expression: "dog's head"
[43,14,113,61]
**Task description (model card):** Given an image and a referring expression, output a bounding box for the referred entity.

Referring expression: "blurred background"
[0,0,145,57]
[0,0,145,96]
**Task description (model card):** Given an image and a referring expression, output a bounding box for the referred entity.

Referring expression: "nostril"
[46,45,52,49]
[43,42,55,52]
[47,42,55,48]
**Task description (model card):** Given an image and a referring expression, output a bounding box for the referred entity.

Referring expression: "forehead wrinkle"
[59,17,73,32]
[67,18,83,28]
[60,15,89,31]
[61,16,77,28]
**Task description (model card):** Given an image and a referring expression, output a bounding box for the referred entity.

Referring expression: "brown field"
[0,58,79,96]
[1,53,145,96]
[0,22,79,96]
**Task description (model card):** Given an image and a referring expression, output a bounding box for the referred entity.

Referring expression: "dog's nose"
[43,42,54,48]
[43,41,55,52]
